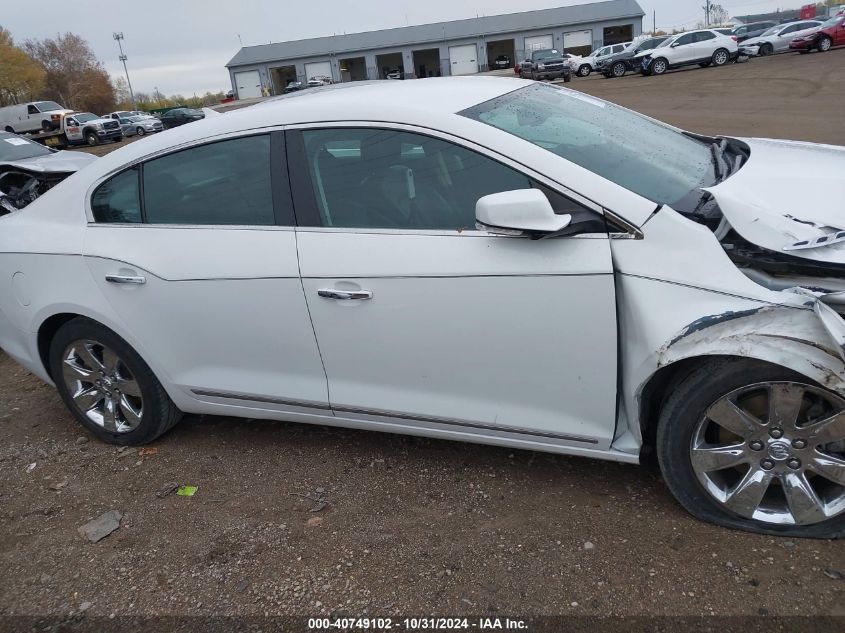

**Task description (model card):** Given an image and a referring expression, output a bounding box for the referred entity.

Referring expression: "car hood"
[742,35,773,46]
[704,138,845,264]
[0,150,97,174]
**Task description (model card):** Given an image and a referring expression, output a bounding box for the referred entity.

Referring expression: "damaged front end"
[0,168,72,216]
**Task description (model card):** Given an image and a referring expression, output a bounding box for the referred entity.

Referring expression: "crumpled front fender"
[659,303,845,397]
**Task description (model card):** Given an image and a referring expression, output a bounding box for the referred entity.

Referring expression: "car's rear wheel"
[818,37,832,52]
[650,58,668,75]
[657,358,845,538]
[759,43,774,56]
[563,74,571,83]
[49,317,182,445]
[611,61,626,78]
[578,64,591,77]
[4,126,14,133]
[712,48,730,66]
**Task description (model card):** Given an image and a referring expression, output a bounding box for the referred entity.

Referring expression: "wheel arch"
[37,312,81,380]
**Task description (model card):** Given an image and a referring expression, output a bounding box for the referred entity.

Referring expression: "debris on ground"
[139,447,158,456]
[25,462,36,473]
[77,510,122,543]
[48,478,68,491]
[305,516,323,528]
[176,485,198,497]
[156,482,179,498]
[824,569,844,580]
[74,436,89,445]
[79,601,93,611]
[289,488,330,512]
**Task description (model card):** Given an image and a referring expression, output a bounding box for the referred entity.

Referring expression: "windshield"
[460,83,718,210]
[533,49,561,59]
[73,113,98,123]
[0,132,53,161]
[637,39,664,51]
[33,101,63,112]
[127,116,144,122]
[184,109,203,116]
[820,16,842,28]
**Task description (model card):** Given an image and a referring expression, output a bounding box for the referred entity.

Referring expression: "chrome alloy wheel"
[691,382,845,526]
[714,50,729,65]
[61,340,143,433]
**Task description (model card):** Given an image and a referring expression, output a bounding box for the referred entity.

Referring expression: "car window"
[694,31,716,42]
[612,44,625,53]
[675,33,695,45]
[27,105,39,115]
[92,167,142,223]
[780,24,798,34]
[299,128,591,230]
[142,135,274,225]
[734,26,747,35]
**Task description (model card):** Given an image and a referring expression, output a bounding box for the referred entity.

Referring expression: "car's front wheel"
[578,64,591,77]
[818,37,832,52]
[759,43,774,56]
[712,48,730,66]
[85,131,99,146]
[49,317,182,445]
[650,58,668,75]
[657,358,845,538]
[611,61,626,78]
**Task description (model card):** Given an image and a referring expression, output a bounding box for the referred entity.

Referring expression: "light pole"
[113,32,136,109]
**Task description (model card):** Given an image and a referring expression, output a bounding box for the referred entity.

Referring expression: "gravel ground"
[1,49,844,626]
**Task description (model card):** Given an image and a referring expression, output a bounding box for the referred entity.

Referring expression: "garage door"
[563,30,592,48]
[234,70,262,99]
[448,44,478,76]
[524,35,554,53]
[305,61,333,82]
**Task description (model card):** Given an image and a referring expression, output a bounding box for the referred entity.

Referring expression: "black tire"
[578,64,591,77]
[657,357,845,539]
[699,61,712,68]
[712,48,730,66]
[136,127,146,136]
[818,37,832,52]
[49,317,182,446]
[563,74,571,83]
[611,61,626,78]
[84,130,99,146]
[41,119,53,131]
[650,57,668,75]
[759,43,774,56]
[4,126,14,133]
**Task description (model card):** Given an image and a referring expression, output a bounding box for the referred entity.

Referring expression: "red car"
[789,14,845,52]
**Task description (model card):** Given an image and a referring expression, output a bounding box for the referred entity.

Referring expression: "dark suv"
[523,49,572,82]
[731,21,778,42]
[597,36,670,77]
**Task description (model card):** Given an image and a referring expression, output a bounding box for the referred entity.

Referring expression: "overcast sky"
[2,0,803,95]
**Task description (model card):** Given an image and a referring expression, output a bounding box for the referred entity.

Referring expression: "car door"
[82,131,329,413]
[773,23,800,50]
[835,17,845,45]
[668,33,696,63]
[288,125,619,449]
[693,31,718,60]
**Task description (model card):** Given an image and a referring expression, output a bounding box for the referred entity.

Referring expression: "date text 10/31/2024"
[308,617,529,630]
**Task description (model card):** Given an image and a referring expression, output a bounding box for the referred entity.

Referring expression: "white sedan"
[743,20,823,56]
[0,78,844,538]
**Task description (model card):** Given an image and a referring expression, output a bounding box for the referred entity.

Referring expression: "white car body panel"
[707,138,845,264]
[0,77,844,468]
[296,229,617,447]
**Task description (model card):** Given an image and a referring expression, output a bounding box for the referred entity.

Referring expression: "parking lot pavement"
[2,52,845,622]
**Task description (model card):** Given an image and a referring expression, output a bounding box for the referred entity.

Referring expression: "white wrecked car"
[0,78,842,537]
[0,131,96,214]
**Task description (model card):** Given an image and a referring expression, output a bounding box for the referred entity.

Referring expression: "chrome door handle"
[105,274,146,285]
[317,288,372,300]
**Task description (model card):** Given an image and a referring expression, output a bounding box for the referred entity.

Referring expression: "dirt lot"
[2,50,845,627]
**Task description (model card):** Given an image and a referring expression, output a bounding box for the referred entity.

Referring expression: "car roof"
[83,77,526,177]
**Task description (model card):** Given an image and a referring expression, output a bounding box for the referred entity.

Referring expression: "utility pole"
[705,0,711,27]
[653,10,656,33]
[113,32,136,110]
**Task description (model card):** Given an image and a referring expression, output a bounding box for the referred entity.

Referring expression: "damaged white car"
[0,131,97,215]
[0,78,843,538]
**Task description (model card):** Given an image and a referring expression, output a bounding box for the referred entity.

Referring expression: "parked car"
[493,54,512,69]
[789,14,845,52]
[159,108,204,129]
[597,36,670,77]
[523,48,572,82]
[307,76,332,87]
[284,81,304,93]
[1,77,844,538]
[0,101,73,134]
[567,42,630,76]
[385,70,403,80]
[0,131,96,214]
[637,30,739,75]
[744,20,823,55]
[117,115,164,137]
[713,28,735,36]
[731,20,779,42]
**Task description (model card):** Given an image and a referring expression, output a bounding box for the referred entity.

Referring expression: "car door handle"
[317,289,372,300]
[105,274,146,285]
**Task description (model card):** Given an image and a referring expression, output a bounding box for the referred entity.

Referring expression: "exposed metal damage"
[0,168,69,215]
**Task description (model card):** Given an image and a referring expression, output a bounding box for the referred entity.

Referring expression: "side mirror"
[476,189,571,235]
[670,42,680,47]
